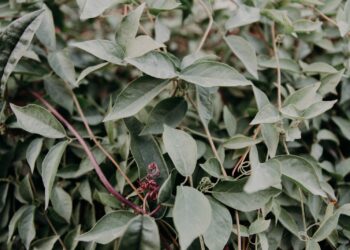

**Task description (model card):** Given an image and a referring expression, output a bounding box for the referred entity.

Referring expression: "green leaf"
[158,170,176,203]
[252,85,270,110]
[116,3,145,49]
[0,9,44,97]
[18,205,36,249]
[36,5,56,51]
[250,104,280,125]
[261,124,279,158]
[224,35,258,79]
[118,215,160,250]
[163,125,197,177]
[293,19,322,33]
[223,134,262,149]
[283,83,321,110]
[306,240,321,250]
[32,236,59,250]
[76,62,109,86]
[125,35,165,58]
[301,62,338,75]
[179,61,251,87]
[302,100,337,119]
[173,186,211,249]
[258,57,300,73]
[103,76,170,122]
[8,206,28,242]
[225,4,260,30]
[146,0,181,11]
[212,179,280,212]
[248,218,271,235]
[44,77,74,113]
[42,141,69,209]
[203,197,232,250]
[261,9,293,33]
[10,104,66,138]
[79,179,93,204]
[48,51,76,87]
[126,51,177,79]
[26,138,44,173]
[319,69,345,95]
[277,207,300,237]
[332,117,350,140]
[155,17,170,43]
[276,155,326,197]
[196,86,215,127]
[76,0,120,20]
[51,186,72,223]
[72,40,125,65]
[77,211,135,244]
[141,97,188,135]
[223,106,237,137]
[200,158,223,178]
[124,117,169,183]
[244,146,281,193]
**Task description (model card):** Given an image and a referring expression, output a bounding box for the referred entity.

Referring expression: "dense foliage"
[1,0,350,249]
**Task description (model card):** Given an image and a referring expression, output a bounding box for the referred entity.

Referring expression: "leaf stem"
[43,212,67,250]
[271,23,282,111]
[196,0,213,53]
[69,91,144,201]
[235,210,241,250]
[31,91,144,214]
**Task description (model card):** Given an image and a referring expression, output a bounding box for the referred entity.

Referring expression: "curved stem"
[196,0,213,53]
[31,91,144,214]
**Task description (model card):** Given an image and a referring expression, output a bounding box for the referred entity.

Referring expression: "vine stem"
[31,91,144,214]
[195,0,213,53]
[44,212,67,250]
[235,210,241,250]
[271,23,282,111]
[69,92,144,201]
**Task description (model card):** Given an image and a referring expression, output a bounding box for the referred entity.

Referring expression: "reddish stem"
[31,91,144,214]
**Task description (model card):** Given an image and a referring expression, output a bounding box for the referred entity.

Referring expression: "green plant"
[1,0,350,249]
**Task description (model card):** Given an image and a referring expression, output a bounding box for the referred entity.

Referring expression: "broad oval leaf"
[224,35,258,79]
[42,141,69,209]
[146,0,181,11]
[26,138,44,173]
[223,134,262,149]
[77,0,119,20]
[18,205,36,249]
[10,104,66,138]
[77,211,135,244]
[51,186,72,223]
[225,4,260,30]
[48,51,76,87]
[118,215,160,250]
[173,186,211,249]
[104,76,170,122]
[125,35,165,58]
[179,61,251,87]
[141,97,188,135]
[163,126,197,177]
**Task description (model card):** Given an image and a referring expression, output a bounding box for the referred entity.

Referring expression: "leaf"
[158,170,176,203]
[118,215,160,250]
[179,61,251,87]
[200,158,223,178]
[26,138,44,173]
[276,155,326,197]
[258,57,300,73]
[283,83,321,110]
[125,35,165,58]
[223,106,237,137]
[42,141,69,209]
[77,211,135,244]
[248,218,271,235]
[126,51,177,79]
[306,240,321,250]
[8,206,28,243]
[224,35,258,79]
[332,117,350,140]
[32,236,59,250]
[155,18,170,43]
[203,197,232,250]
[196,86,215,127]
[225,4,260,30]
[212,179,280,212]
[51,186,72,223]
[0,9,44,97]
[301,62,338,75]
[252,85,270,110]
[18,205,36,249]
[124,117,169,183]
[173,186,211,249]
[146,0,181,11]
[250,104,280,125]
[141,97,188,135]
[76,62,109,86]
[44,77,74,113]
[36,5,56,51]
[244,146,281,193]
[223,134,262,149]
[48,51,76,87]
[277,207,300,237]
[72,40,125,65]
[319,69,345,95]
[302,100,337,119]
[10,104,66,138]
[163,125,197,177]
[116,3,145,49]
[293,19,322,33]
[261,124,279,158]
[103,76,170,122]
[261,9,293,33]
[77,0,120,20]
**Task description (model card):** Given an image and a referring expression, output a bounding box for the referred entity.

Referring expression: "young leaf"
[77,211,135,244]
[126,51,178,79]
[18,205,36,249]
[173,186,212,249]
[118,215,160,250]
[26,138,44,173]
[196,86,215,127]
[163,125,197,177]
[103,76,170,122]
[141,97,188,135]
[248,218,271,235]
[250,104,280,125]
[42,141,69,209]
[225,4,260,30]
[0,9,44,97]
[224,35,258,79]
[48,51,76,88]
[10,104,66,138]
[125,35,165,58]
[36,5,56,51]
[261,124,279,158]
[51,186,72,223]
[223,106,237,137]
[77,0,120,20]
[76,62,109,86]
[223,134,262,149]
[200,158,223,178]
[179,61,251,87]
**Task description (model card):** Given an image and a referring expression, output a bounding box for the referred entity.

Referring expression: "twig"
[31,91,144,214]
[196,0,213,53]
[235,210,241,250]
[271,23,282,111]
[44,212,67,250]
[298,188,307,233]
[70,92,144,201]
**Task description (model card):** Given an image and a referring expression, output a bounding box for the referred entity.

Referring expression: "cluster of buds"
[138,162,160,200]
